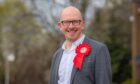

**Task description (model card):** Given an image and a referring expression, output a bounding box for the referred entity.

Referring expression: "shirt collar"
[62,34,85,50]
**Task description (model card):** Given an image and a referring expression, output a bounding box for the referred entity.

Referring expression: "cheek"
[59,27,62,31]
[77,27,84,32]
[60,28,67,33]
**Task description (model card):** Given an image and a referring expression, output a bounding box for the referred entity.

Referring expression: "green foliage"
[107,28,131,84]
[122,79,132,84]
[106,1,132,84]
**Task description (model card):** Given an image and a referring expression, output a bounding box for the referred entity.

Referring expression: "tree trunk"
[132,2,140,84]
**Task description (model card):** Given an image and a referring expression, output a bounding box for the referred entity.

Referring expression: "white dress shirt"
[58,34,85,84]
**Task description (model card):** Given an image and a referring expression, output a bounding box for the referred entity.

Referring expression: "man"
[49,6,112,84]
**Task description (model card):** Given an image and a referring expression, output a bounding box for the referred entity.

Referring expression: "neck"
[65,34,83,50]
[65,41,72,50]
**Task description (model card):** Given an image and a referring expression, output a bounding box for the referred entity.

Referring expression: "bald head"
[60,6,83,21]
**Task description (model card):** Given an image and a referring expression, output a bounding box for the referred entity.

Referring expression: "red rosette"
[73,43,91,70]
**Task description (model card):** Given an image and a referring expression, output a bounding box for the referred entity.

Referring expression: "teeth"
[68,30,75,32]
[67,29,77,32]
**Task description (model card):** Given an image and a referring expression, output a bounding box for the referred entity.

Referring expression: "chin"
[68,37,78,42]
[66,34,79,41]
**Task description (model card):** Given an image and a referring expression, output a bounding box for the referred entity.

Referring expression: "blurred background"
[0,0,139,84]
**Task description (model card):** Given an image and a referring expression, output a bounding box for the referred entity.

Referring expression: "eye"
[61,21,71,26]
[63,21,70,24]
[72,20,81,25]
[61,20,82,26]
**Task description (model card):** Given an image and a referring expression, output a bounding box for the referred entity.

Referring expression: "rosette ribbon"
[73,43,91,70]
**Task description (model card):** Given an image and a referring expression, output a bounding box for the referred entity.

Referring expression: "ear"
[57,22,62,30]
[81,21,85,30]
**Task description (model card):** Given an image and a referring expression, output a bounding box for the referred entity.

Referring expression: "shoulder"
[84,36,107,49]
[53,47,63,56]
[84,36,110,55]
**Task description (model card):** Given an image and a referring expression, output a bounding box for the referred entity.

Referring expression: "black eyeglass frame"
[60,20,82,26]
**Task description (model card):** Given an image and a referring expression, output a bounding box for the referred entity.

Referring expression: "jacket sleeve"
[95,44,112,84]
[48,49,59,84]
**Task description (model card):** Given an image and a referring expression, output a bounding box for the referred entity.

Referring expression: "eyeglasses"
[61,20,82,26]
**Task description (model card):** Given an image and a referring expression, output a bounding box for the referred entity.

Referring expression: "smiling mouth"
[67,29,77,33]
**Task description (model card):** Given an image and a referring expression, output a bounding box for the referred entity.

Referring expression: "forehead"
[60,7,82,21]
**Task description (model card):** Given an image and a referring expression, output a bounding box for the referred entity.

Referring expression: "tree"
[0,0,46,84]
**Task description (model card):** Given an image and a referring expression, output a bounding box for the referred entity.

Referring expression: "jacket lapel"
[70,36,90,84]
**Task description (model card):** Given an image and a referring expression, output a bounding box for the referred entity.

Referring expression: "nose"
[68,22,74,28]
